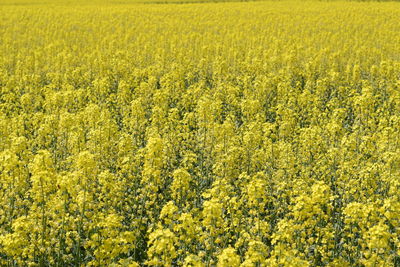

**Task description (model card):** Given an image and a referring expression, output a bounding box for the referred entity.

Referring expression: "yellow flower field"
[0,0,399,266]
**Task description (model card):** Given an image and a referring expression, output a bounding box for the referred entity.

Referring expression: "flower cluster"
[0,0,399,266]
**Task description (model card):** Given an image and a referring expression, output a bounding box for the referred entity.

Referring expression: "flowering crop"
[0,0,399,266]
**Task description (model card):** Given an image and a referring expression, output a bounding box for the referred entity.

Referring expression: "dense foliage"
[0,1,399,266]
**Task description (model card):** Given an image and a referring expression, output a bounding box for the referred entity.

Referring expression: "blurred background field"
[1,0,398,5]
[0,0,260,5]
